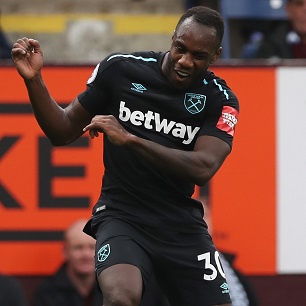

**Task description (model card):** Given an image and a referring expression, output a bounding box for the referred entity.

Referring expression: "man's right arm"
[12,37,92,145]
[25,75,92,146]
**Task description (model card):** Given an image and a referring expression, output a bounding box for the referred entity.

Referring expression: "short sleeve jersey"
[78,51,239,234]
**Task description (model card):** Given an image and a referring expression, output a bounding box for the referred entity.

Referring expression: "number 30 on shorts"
[197,251,226,281]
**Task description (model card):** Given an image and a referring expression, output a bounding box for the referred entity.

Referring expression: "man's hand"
[83,115,131,146]
[11,37,43,80]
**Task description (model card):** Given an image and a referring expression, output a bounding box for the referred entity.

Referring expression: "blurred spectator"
[32,219,168,306]
[0,10,11,59]
[33,219,103,306]
[200,196,259,306]
[184,0,218,10]
[0,274,28,306]
[255,0,306,58]
[240,31,264,59]
[185,0,201,9]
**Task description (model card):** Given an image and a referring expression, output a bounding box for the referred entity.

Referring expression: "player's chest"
[109,74,209,123]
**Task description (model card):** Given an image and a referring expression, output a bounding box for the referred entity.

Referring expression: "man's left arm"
[83,114,230,186]
[126,133,230,186]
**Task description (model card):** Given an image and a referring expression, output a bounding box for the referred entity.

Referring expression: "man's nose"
[178,52,193,67]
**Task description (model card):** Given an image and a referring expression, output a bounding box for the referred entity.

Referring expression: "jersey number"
[197,251,226,281]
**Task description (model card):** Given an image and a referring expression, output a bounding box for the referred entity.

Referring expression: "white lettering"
[184,126,200,145]
[155,113,176,134]
[222,112,238,126]
[172,123,186,139]
[144,111,154,129]
[119,101,131,122]
[130,110,144,126]
[119,101,200,145]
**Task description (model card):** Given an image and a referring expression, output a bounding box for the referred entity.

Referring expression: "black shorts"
[94,218,232,306]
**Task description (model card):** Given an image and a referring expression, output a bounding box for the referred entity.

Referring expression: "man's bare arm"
[127,133,230,186]
[83,115,230,186]
[12,37,92,145]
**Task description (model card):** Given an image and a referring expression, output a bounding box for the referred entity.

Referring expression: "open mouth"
[175,69,190,78]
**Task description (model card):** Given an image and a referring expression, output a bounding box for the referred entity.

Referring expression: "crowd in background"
[0,10,11,59]
[187,0,306,59]
[1,0,306,61]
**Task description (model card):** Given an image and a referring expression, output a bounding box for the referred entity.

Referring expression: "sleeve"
[78,53,119,115]
[199,81,239,150]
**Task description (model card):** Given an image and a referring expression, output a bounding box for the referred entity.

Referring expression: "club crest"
[184,93,206,114]
[97,244,111,262]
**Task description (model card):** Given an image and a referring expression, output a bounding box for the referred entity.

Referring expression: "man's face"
[64,227,96,277]
[287,0,306,39]
[162,17,221,89]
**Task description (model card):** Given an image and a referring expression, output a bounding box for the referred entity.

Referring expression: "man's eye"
[175,45,185,53]
[195,55,209,61]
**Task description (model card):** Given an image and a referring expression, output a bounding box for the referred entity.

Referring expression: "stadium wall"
[1,64,306,304]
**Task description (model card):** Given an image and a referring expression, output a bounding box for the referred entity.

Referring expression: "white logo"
[221,112,237,129]
[119,101,200,145]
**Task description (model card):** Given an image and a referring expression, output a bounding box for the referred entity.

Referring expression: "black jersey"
[78,51,239,234]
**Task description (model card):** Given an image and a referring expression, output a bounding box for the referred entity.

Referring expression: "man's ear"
[210,47,222,64]
[172,30,176,40]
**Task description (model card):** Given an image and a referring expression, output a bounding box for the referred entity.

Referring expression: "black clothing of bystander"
[33,264,103,306]
[0,274,28,306]
[255,22,306,58]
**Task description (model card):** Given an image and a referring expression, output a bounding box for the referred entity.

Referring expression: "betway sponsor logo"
[119,101,200,145]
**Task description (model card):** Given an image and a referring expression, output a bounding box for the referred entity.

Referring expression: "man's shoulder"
[205,70,238,98]
[102,51,163,68]
[96,51,162,75]
[107,51,160,60]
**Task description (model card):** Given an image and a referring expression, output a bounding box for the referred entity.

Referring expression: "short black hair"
[176,6,224,47]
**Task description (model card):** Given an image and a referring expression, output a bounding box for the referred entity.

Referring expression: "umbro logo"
[220,282,230,294]
[131,83,147,93]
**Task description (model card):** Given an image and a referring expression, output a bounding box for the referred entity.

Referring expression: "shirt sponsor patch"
[119,101,200,145]
[216,106,238,136]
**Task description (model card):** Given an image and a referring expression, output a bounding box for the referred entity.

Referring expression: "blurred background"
[1,0,306,305]
[0,0,290,63]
